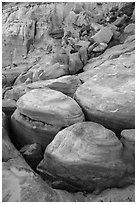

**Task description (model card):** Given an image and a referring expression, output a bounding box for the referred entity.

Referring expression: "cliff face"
[2,2,128,68]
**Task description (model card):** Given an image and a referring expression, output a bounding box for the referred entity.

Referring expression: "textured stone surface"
[75,72,135,133]
[38,122,134,193]
[16,88,85,127]
[11,109,61,149]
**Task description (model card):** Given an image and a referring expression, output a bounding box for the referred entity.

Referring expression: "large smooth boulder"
[11,89,84,148]
[75,73,135,133]
[38,122,134,193]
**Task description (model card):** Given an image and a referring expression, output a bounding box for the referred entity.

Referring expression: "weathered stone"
[4,75,81,101]
[113,14,128,27]
[93,42,107,52]
[11,109,61,149]
[79,46,88,65]
[2,156,77,202]
[69,52,83,74]
[38,63,69,80]
[16,88,85,127]
[120,129,135,169]
[38,122,134,193]
[79,51,135,82]
[11,89,84,148]
[27,75,81,97]
[91,27,113,44]
[2,99,16,117]
[4,84,27,101]
[75,73,135,133]
[20,143,43,169]
[2,112,20,162]
[124,23,135,35]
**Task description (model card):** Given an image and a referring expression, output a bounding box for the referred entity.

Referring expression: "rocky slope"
[2,2,135,202]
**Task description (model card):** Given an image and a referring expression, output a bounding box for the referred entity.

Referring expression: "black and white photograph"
[2,1,135,202]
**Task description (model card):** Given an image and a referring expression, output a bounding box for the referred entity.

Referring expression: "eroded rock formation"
[2,2,135,202]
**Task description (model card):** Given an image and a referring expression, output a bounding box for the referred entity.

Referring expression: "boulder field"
[2,2,135,202]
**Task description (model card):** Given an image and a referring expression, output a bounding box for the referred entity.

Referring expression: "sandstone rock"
[11,109,61,149]
[14,71,33,85]
[75,73,135,133]
[38,63,69,80]
[2,68,27,87]
[4,84,27,101]
[79,46,88,65]
[27,75,81,97]
[4,75,81,101]
[16,88,85,127]
[2,99,16,117]
[79,51,135,82]
[93,42,107,52]
[91,27,113,44]
[38,122,134,193]
[2,112,20,162]
[69,52,83,74]
[124,23,135,35]
[120,129,135,168]
[11,89,84,148]
[113,14,128,27]
[20,143,43,169]
[2,156,77,202]
[84,185,135,202]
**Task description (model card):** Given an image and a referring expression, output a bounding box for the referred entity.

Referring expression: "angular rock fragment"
[38,122,134,193]
[91,27,113,44]
[69,52,83,74]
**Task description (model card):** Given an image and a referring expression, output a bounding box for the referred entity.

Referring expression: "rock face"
[11,88,84,148]
[75,71,135,133]
[38,122,134,193]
